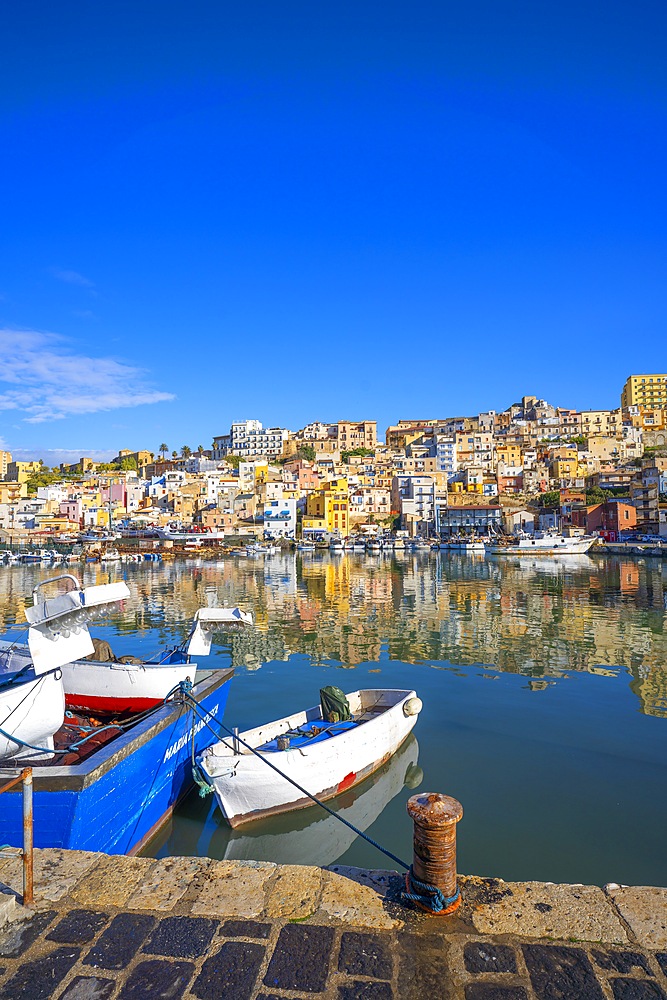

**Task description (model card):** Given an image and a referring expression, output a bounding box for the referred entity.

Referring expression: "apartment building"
[622,374,667,410]
[213,420,289,459]
[303,478,349,536]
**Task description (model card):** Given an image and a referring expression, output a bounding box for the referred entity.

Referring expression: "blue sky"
[1,1,666,462]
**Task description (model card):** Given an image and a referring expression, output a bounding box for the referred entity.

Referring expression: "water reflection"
[1,552,666,717]
[152,734,421,866]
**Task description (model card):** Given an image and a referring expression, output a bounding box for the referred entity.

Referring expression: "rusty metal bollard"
[405,792,463,915]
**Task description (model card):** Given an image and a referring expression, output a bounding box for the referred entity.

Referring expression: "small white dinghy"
[199,687,422,828]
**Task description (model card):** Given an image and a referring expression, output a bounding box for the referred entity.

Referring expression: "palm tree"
[159,443,168,459]
[197,444,204,456]
[181,445,192,459]
[171,451,178,459]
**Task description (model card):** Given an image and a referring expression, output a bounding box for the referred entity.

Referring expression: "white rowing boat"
[200,687,422,828]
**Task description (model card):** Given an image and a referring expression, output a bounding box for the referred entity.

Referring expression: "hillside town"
[1,374,666,546]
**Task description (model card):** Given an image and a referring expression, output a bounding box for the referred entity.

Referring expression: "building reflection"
[1,551,665,717]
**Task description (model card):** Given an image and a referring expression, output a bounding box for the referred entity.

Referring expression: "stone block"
[264,864,323,919]
[467,880,628,944]
[83,912,156,970]
[70,855,156,908]
[143,915,219,958]
[192,941,265,1000]
[0,848,100,904]
[522,943,605,1000]
[264,924,334,993]
[0,945,81,1000]
[125,855,210,911]
[606,887,667,950]
[116,959,195,999]
[318,869,401,929]
[338,930,394,980]
[190,860,276,918]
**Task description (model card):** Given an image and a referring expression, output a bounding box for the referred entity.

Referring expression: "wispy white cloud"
[0,328,175,423]
[10,447,117,465]
[49,267,95,289]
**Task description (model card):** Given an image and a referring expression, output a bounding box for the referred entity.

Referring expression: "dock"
[2,849,667,998]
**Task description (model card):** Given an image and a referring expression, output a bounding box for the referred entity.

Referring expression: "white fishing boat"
[440,538,486,552]
[485,532,595,556]
[7,574,253,718]
[61,605,253,715]
[200,687,422,828]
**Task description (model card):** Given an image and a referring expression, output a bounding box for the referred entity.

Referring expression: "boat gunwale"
[0,666,234,792]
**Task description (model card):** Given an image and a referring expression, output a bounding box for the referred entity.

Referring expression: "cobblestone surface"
[2,852,667,998]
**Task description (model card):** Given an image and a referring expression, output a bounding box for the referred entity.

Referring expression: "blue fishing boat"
[0,666,233,855]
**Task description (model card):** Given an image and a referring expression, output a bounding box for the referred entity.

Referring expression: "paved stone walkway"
[1,851,667,999]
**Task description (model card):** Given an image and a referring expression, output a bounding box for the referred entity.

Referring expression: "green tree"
[197,444,205,456]
[537,490,561,508]
[119,456,138,471]
[181,445,192,459]
[341,447,375,463]
[298,443,316,461]
[585,486,609,505]
[158,443,168,459]
[171,451,178,459]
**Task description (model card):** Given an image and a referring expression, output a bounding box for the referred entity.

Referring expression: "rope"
[401,866,460,914]
[190,695,213,797]
[183,691,411,874]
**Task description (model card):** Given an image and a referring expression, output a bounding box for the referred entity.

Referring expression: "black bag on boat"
[320,686,352,723]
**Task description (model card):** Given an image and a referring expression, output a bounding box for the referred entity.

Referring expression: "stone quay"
[1,849,667,998]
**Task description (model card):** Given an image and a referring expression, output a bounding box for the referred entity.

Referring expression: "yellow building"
[6,460,41,483]
[0,451,11,478]
[495,443,522,468]
[0,481,27,503]
[621,374,667,410]
[303,478,349,536]
[580,409,621,437]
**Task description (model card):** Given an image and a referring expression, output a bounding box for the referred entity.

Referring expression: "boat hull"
[61,658,194,715]
[0,668,233,855]
[0,670,65,762]
[202,689,419,828]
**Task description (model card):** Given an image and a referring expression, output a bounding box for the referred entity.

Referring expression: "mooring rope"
[182,689,412,872]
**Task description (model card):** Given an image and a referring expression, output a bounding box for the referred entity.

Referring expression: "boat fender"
[403,697,422,718]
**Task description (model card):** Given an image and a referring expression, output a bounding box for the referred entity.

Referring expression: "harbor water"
[2,550,666,887]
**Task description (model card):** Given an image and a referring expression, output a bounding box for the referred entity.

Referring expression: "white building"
[391,475,435,534]
[263,498,297,539]
[213,420,289,459]
[435,435,457,475]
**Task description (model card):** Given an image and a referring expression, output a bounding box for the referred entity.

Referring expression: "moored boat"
[200,687,422,828]
[485,533,595,556]
[216,735,421,866]
[61,605,253,715]
[0,666,233,854]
